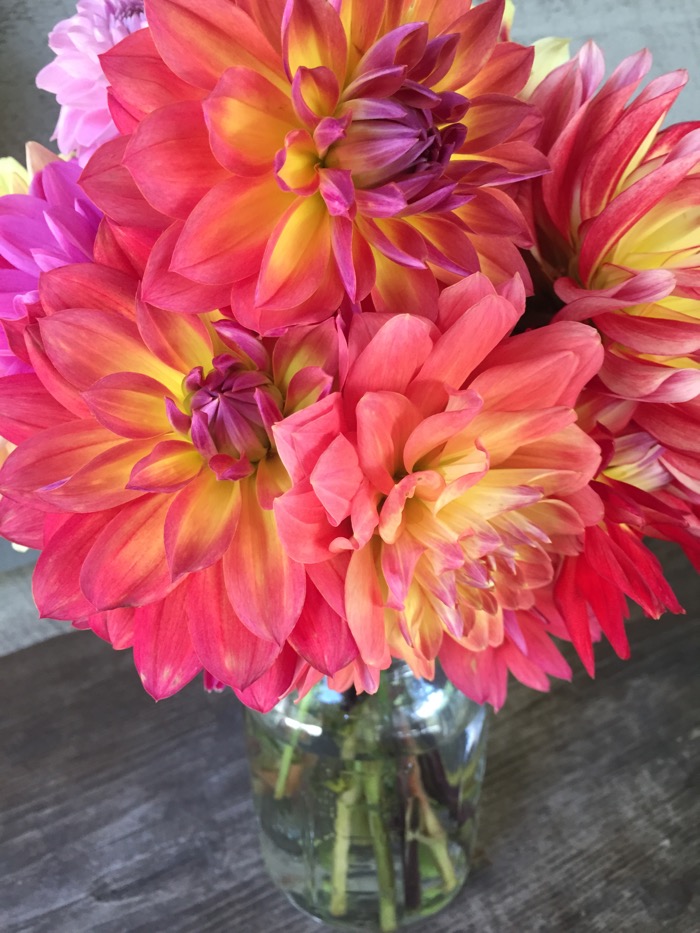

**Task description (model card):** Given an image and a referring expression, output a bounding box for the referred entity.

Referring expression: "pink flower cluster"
[36,0,147,164]
[0,0,696,712]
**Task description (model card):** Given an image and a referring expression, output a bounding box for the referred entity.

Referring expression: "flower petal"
[83,372,175,439]
[283,0,348,86]
[39,262,137,317]
[41,438,155,512]
[0,420,119,504]
[345,543,386,666]
[289,577,358,675]
[125,102,230,219]
[165,469,241,576]
[204,67,296,174]
[40,309,182,394]
[80,494,179,610]
[128,440,203,493]
[132,585,202,699]
[0,373,74,444]
[80,136,170,229]
[146,0,284,91]
[140,222,233,313]
[345,314,434,413]
[186,561,281,689]
[412,292,520,412]
[224,475,306,644]
[172,175,293,285]
[101,27,206,117]
[233,642,300,712]
[255,194,332,309]
[136,296,214,372]
[33,510,120,619]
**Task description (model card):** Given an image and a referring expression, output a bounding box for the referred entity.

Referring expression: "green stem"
[329,736,360,917]
[363,760,398,932]
[406,768,458,892]
[273,689,315,801]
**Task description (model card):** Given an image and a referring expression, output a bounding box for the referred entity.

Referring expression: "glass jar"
[244,663,489,931]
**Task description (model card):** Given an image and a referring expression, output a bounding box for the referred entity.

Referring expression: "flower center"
[327,92,469,190]
[112,1,145,25]
[274,23,470,204]
[168,356,282,467]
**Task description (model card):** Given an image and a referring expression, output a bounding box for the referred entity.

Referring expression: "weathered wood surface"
[1,543,698,933]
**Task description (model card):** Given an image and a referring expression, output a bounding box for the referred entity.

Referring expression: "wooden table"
[2,542,698,933]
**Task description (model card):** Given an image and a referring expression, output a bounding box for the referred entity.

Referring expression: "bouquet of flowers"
[1,0,698,929]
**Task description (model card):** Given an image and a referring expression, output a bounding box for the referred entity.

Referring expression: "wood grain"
[1,544,698,933]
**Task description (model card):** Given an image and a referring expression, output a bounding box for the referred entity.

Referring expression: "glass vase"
[244,663,489,931]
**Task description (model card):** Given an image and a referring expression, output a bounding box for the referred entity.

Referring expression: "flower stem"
[364,760,398,932]
[273,689,314,800]
[406,757,457,892]
[329,736,361,917]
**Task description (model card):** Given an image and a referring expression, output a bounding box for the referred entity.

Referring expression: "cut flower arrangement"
[1,0,699,929]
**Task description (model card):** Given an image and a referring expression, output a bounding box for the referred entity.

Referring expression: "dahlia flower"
[36,0,147,164]
[271,273,604,706]
[0,150,102,376]
[0,259,348,707]
[84,0,547,331]
[524,46,700,508]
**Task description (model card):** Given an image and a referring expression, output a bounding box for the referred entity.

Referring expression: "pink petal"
[224,475,306,644]
[80,494,179,610]
[146,0,284,92]
[283,0,348,86]
[40,262,137,317]
[204,67,296,174]
[356,391,422,494]
[80,136,170,229]
[344,314,434,413]
[310,433,363,526]
[41,438,155,512]
[345,544,386,666]
[132,585,202,699]
[186,561,281,689]
[84,372,175,439]
[101,27,206,118]
[0,373,74,444]
[141,222,233,313]
[33,510,119,619]
[165,469,241,576]
[234,642,300,711]
[128,440,203,493]
[289,577,358,675]
[39,309,182,392]
[412,292,520,413]
[274,482,342,563]
[172,175,292,285]
[0,420,118,504]
[125,101,230,219]
[255,195,332,309]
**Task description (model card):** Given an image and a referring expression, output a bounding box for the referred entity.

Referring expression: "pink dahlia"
[83,0,547,331]
[0,152,102,376]
[36,0,147,164]
[522,45,700,528]
[0,258,350,709]
[272,273,604,707]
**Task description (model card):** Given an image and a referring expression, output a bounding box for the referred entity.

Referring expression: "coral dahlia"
[272,273,604,704]
[84,0,547,331]
[0,259,345,706]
